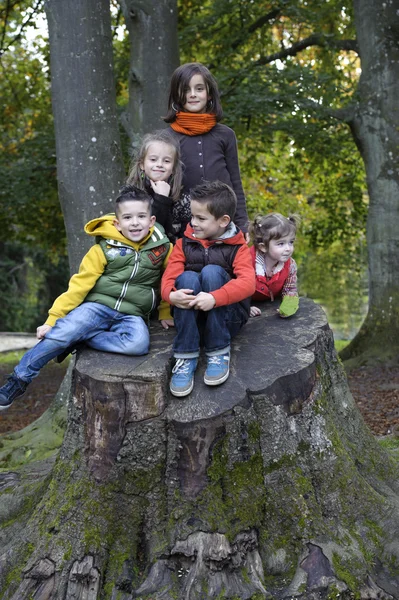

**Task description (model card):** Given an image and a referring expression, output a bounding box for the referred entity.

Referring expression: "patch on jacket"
[148,244,168,265]
[106,246,134,258]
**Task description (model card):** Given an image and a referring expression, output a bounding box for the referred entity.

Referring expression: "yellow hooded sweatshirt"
[45,214,172,327]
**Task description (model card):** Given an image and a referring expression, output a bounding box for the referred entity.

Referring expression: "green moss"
[1,542,36,596]
[332,552,362,596]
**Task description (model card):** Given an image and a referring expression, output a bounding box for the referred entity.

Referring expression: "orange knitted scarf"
[170,112,217,136]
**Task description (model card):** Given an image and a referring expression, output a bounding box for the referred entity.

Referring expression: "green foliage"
[0,3,69,329]
[0,241,69,331]
[178,0,367,325]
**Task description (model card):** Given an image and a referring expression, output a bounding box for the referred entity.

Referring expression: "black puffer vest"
[182,238,250,316]
[183,238,239,276]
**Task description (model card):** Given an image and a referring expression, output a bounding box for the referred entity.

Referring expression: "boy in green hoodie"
[0,185,173,411]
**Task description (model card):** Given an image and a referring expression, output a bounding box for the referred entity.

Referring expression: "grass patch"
[0,351,26,366]
[0,350,70,368]
[334,339,350,352]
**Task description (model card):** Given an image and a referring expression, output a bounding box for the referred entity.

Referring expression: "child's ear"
[150,215,156,227]
[220,214,231,228]
[113,218,122,232]
[258,242,267,253]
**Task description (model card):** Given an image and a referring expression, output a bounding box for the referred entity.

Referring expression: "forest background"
[0,0,393,363]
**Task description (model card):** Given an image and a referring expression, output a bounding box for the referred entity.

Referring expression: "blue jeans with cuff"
[15,302,150,383]
[172,265,248,359]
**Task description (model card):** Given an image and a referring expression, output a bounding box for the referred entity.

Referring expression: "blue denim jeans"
[15,302,150,383]
[173,265,248,359]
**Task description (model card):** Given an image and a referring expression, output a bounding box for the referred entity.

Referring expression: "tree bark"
[45,0,126,274]
[119,0,179,144]
[340,0,399,365]
[2,299,399,599]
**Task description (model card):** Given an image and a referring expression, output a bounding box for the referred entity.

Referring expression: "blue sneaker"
[204,353,230,386]
[170,358,198,397]
[0,375,28,411]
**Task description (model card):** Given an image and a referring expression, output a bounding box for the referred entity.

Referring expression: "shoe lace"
[208,354,229,366]
[208,355,222,366]
[4,375,25,393]
[172,359,192,375]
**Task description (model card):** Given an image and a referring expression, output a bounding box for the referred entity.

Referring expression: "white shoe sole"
[204,368,230,386]
[170,379,194,397]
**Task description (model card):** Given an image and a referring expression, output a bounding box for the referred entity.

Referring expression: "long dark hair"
[163,62,223,123]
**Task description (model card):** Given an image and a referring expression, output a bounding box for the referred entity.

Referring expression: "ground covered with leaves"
[0,354,398,437]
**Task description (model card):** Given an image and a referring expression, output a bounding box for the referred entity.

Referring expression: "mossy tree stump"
[1,298,399,599]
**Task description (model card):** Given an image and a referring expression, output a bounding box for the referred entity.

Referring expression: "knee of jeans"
[176,270,201,292]
[201,265,229,290]
[124,335,150,356]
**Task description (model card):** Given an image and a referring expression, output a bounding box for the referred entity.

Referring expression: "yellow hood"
[84,213,154,250]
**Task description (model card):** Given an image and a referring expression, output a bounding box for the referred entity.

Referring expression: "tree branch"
[328,105,356,124]
[0,0,44,56]
[254,33,358,66]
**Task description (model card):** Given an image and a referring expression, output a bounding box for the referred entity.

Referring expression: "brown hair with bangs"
[250,213,300,251]
[163,62,223,123]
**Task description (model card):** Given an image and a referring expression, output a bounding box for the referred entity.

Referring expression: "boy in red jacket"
[161,180,255,397]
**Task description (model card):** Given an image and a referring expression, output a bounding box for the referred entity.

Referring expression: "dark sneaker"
[0,375,28,411]
[204,353,230,386]
[170,358,198,397]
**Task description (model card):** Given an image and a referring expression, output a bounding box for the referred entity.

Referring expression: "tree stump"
[2,298,399,599]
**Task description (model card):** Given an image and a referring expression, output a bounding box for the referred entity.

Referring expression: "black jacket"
[170,123,249,232]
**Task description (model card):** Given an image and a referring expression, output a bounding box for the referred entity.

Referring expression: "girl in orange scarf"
[163,63,249,238]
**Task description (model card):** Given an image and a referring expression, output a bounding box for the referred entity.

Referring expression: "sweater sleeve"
[152,191,175,242]
[224,129,249,233]
[161,239,186,303]
[281,259,298,297]
[210,244,256,306]
[45,245,107,326]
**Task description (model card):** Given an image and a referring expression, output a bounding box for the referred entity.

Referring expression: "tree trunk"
[340,0,399,366]
[119,0,179,144]
[2,299,399,599]
[45,0,126,274]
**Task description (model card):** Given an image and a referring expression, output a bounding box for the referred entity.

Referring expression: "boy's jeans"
[15,302,150,383]
[173,265,248,359]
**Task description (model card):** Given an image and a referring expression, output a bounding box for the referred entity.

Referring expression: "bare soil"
[0,362,67,434]
[0,362,398,437]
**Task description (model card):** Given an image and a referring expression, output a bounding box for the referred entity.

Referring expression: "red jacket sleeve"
[161,239,256,307]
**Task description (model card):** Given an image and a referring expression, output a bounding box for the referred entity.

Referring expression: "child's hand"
[150,180,171,197]
[169,289,196,309]
[37,324,52,339]
[250,306,261,317]
[161,318,174,330]
[189,292,216,312]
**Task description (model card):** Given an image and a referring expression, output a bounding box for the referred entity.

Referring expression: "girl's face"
[183,74,209,114]
[261,234,295,264]
[141,142,175,182]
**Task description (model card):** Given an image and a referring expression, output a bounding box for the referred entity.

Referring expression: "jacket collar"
[183,222,246,247]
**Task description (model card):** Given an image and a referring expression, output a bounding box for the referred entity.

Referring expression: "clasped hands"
[169,289,216,311]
